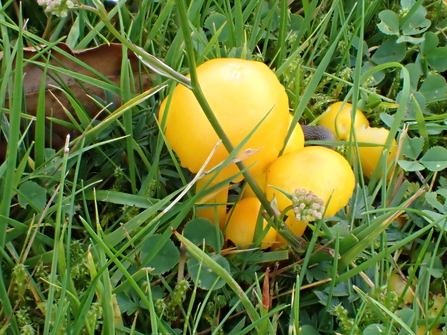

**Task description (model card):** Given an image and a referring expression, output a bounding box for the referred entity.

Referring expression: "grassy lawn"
[1,0,447,334]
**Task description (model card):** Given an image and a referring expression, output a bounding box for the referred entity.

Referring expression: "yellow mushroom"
[243,113,305,198]
[159,58,290,181]
[355,125,398,179]
[159,58,290,225]
[266,146,355,238]
[319,102,369,140]
[225,197,277,249]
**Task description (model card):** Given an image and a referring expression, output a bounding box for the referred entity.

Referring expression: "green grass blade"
[0,13,24,334]
[174,231,262,327]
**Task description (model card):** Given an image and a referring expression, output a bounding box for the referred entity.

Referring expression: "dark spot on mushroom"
[300,125,336,149]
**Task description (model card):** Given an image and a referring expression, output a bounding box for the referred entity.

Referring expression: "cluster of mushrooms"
[159,58,397,249]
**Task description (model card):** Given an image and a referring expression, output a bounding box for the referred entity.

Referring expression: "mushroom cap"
[159,58,290,181]
[355,125,398,178]
[266,146,355,217]
[225,197,277,249]
[244,114,305,198]
[283,114,305,154]
[389,273,414,304]
[319,102,369,140]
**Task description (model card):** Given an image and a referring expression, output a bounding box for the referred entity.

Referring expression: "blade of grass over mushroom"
[352,62,410,188]
[175,0,278,222]
[346,1,367,160]
[191,121,268,189]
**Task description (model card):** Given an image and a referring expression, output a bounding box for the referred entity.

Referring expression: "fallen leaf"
[1,43,154,156]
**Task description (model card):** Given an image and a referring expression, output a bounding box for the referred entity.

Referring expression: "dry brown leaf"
[1,43,154,155]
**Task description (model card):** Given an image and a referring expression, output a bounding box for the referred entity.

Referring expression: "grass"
[1,0,447,334]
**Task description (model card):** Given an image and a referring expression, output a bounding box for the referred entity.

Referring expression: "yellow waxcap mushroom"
[266,146,355,219]
[319,102,369,140]
[389,273,414,304]
[283,114,305,154]
[355,125,398,179]
[225,197,277,249]
[243,114,305,198]
[195,175,229,229]
[159,58,290,182]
